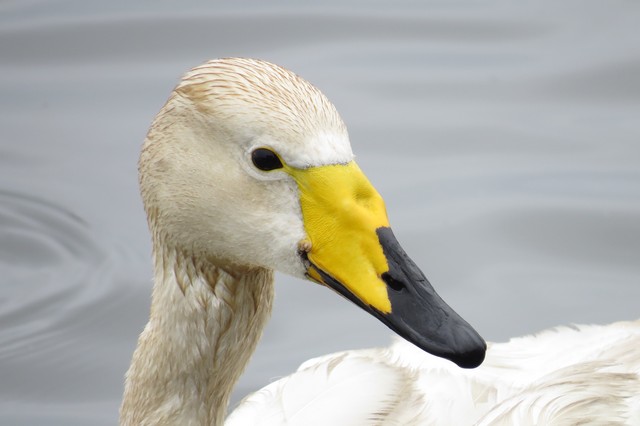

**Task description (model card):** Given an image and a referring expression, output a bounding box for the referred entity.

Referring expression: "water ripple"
[0,190,130,359]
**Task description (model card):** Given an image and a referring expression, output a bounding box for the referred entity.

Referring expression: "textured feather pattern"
[227,320,640,425]
[226,351,422,426]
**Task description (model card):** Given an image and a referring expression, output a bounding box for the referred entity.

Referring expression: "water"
[1,1,639,424]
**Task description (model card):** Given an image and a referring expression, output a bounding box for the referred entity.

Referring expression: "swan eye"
[251,148,284,171]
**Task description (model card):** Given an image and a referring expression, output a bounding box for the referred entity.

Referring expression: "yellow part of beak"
[287,161,392,313]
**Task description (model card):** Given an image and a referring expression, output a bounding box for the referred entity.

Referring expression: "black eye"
[251,148,283,171]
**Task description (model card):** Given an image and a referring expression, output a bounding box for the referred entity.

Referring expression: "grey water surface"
[1,1,639,424]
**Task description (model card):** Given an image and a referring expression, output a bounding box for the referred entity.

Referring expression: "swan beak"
[289,161,486,369]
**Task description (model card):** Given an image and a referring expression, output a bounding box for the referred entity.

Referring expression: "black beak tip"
[449,341,486,369]
[445,329,487,369]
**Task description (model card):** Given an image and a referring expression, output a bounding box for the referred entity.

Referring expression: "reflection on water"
[1,1,639,424]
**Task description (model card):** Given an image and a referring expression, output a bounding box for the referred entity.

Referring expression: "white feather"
[227,320,640,425]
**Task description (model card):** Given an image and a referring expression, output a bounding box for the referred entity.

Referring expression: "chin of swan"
[120,58,638,426]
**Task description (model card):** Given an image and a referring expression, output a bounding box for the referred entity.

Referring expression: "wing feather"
[227,320,640,425]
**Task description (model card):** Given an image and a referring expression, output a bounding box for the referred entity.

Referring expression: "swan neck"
[120,239,274,425]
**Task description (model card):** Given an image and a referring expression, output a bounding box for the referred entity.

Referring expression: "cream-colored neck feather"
[120,234,274,425]
[121,58,352,425]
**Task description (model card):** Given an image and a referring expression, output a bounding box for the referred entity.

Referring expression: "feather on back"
[227,320,640,425]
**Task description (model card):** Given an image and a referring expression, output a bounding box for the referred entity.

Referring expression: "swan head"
[139,58,486,368]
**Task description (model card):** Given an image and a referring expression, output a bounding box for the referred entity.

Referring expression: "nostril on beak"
[381,272,405,292]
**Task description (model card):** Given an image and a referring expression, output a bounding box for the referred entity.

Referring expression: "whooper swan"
[121,58,639,426]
